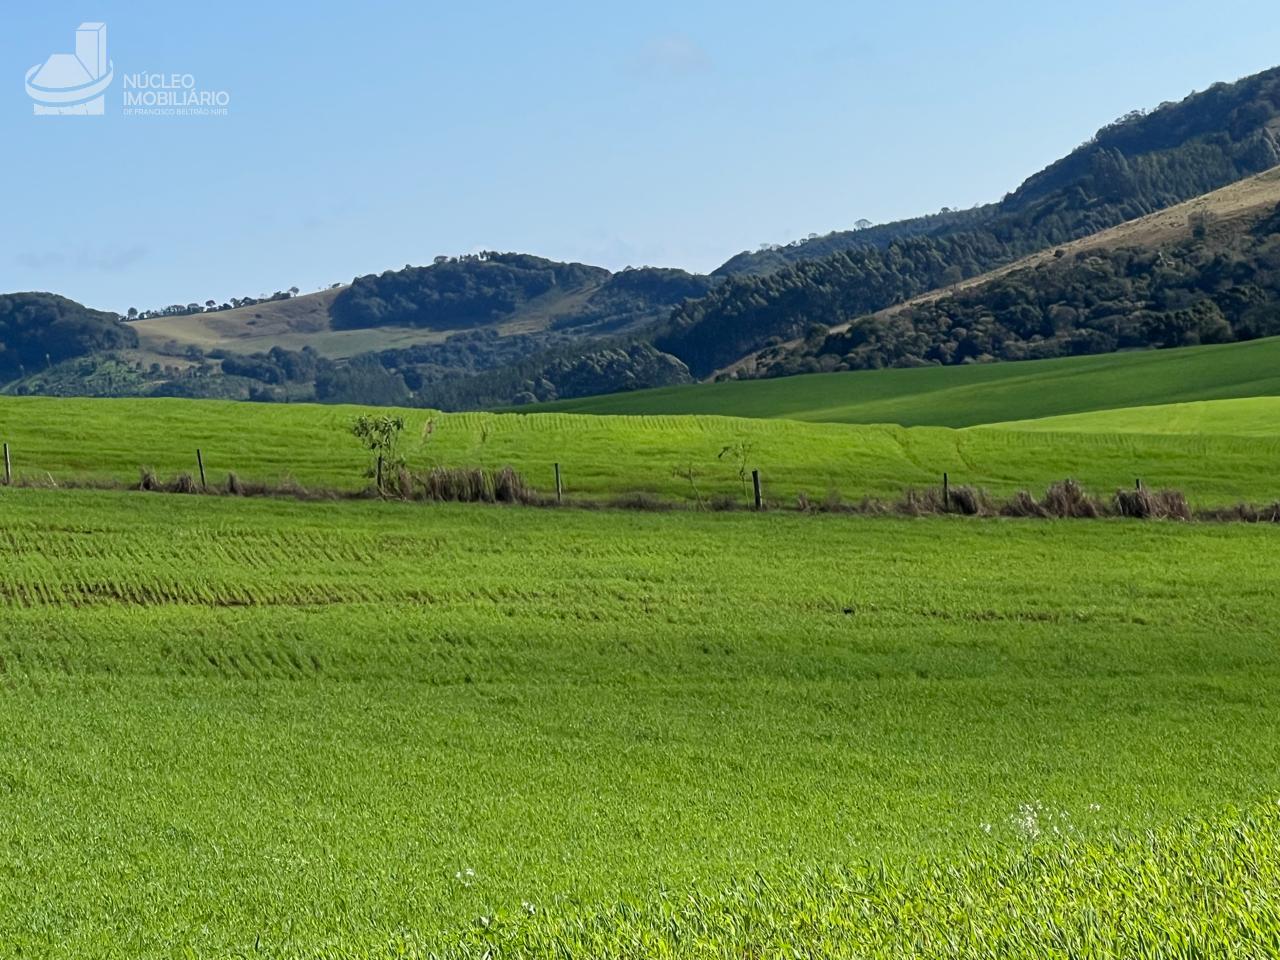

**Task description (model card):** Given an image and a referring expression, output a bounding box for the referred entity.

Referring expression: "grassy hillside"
[129,258,713,362]
[127,286,478,360]
[659,70,1280,376]
[0,394,1277,505]
[990,396,1280,436]
[3,490,1280,955]
[763,165,1280,361]
[129,286,579,360]
[527,336,1280,427]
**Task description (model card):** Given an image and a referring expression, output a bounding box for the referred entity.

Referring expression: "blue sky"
[4,0,1279,313]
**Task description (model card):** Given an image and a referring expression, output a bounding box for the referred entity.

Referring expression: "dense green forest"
[760,204,1280,376]
[0,293,136,380]
[407,341,691,409]
[553,267,715,332]
[713,207,993,277]
[658,68,1280,375]
[332,253,714,337]
[332,253,609,330]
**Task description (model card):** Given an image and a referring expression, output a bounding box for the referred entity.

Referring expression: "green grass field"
[989,395,1280,436]
[526,337,1280,427]
[2,489,1280,957]
[1,395,1278,507]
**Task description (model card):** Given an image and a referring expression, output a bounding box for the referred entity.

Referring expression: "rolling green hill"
[525,336,1280,428]
[989,396,1280,436]
[0,394,1277,506]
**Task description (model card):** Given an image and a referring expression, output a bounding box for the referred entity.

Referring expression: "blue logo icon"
[26,23,114,116]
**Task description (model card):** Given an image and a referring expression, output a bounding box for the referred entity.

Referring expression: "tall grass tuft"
[415,466,535,504]
[167,472,199,495]
[946,485,988,516]
[898,487,945,516]
[1002,490,1050,519]
[1114,487,1193,521]
[1040,479,1104,519]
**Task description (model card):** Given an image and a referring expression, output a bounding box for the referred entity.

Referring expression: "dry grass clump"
[1002,490,1049,519]
[137,468,204,495]
[998,481,1103,519]
[413,466,535,504]
[1114,487,1192,521]
[898,487,945,516]
[1042,479,1104,519]
[167,472,199,494]
[897,484,991,516]
[1201,502,1280,523]
[946,485,988,516]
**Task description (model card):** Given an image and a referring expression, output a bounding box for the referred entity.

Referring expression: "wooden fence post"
[752,469,762,511]
[1136,478,1143,491]
[554,463,563,504]
[943,472,950,510]
[196,449,207,491]
[2,443,9,487]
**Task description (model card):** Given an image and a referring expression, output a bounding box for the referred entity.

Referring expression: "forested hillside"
[0,293,136,380]
[332,253,609,330]
[660,67,1280,375]
[409,341,692,409]
[760,201,1280,376]
[713,207,993,277]
[332,253,713,335]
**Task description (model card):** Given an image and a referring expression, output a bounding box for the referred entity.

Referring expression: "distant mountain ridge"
[712,68,1280,281]
[748,165,1280,378]
[7,65,1280,410]
[655,66,1280,376]
[2,254,714,409]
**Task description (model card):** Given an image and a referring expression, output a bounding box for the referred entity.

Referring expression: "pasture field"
[1,489,1279,957]
[988,395,1280,436]
[526,336,1280,427]
[0,395,1278,507]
